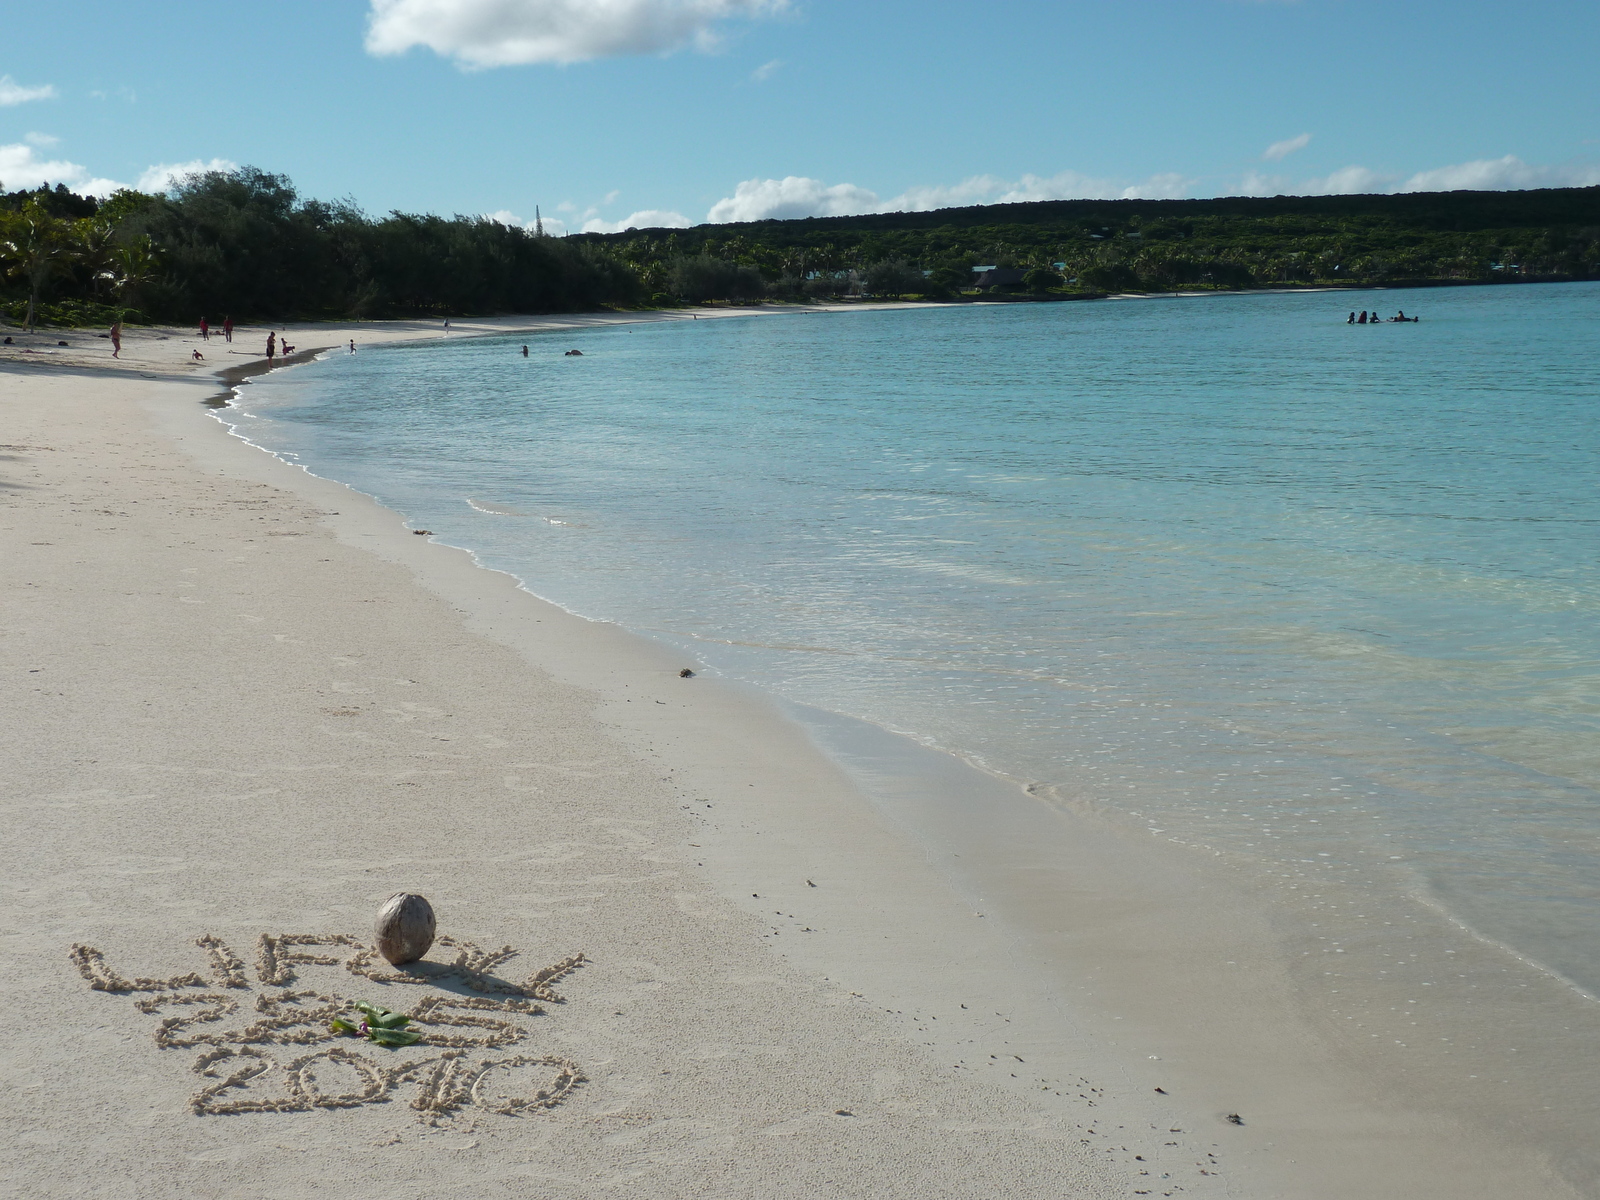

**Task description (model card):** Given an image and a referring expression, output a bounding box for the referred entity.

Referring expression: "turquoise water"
[234,285,1600,996]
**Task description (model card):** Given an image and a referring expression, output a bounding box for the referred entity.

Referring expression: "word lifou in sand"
[69,932,586,1124]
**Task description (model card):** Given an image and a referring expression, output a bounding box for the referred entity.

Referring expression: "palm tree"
[0,201,76,330]
[77,220,117,301]
[103,235,161,312]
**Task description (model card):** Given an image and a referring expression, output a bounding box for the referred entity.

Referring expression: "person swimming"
[1357,310,1368,324]
[1348,312,1356,323]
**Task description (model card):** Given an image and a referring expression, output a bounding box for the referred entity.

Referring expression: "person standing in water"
[521,344,528,356]
[349,340,356,354]
[266,331,276,365]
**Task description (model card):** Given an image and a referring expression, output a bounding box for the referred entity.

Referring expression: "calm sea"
[232,284,1600,1000]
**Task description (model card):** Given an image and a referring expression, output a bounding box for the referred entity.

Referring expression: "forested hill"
[647,186,1600,239]
[586,185,1600,296]
[3,168,1598,327]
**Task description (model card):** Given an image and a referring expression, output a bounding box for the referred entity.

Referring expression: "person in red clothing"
[200,316,210,340]
[223,315,234,343]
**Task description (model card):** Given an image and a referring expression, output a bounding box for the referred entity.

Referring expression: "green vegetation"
[586,187,1600,300]
[0,167,642,326]
[4,167,1598,325]
[330,1000,422,1048]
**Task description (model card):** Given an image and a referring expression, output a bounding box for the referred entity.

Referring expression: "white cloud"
[1398,154,1600,192]
[705,169,1196,223]
[1233,170,1289,196]
[750,57,780,81]
[893,170,1193,209]
[24,131,59,148]
[137,158,240,193]
[0,143,123,196]
[1262,132,1311,161]
[1298,164,1396,195]
[706,176,879,223]
[0,76,57,106]
[365,0,786,68]
[581,208,691,233]
[1288,155,1600,197]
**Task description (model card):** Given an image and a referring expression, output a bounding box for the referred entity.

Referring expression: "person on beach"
[349,340,356,354]
[266,331,276,365]
[199,317,209,341]
[223,316,234,343]
[110,319,122,359]
[191,349,204,361]
[444,319,450,333]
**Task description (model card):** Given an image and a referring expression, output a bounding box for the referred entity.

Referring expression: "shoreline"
[2,313,1203,1199]
[2,312,1590,1198]
[211,312,1600,1195]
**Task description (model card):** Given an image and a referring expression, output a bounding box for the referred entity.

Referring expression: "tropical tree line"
[0,168,643,328]
[5,170,1599,326]
[590,186,1600,300]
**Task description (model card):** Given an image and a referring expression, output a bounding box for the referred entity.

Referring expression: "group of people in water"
[1349,310,1419,323]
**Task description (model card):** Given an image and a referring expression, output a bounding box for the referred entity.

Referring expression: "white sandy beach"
[1,313,1588,1199]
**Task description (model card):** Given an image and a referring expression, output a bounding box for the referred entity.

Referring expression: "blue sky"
[5,0,1598,232]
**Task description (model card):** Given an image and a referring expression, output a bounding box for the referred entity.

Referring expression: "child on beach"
[110,320,122,358]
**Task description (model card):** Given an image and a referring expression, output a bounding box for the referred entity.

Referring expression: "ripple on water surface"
[233,284,1600,1003]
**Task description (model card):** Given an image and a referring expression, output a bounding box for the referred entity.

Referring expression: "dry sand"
[0,314,1586,1198]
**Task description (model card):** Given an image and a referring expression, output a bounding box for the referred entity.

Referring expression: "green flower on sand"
[330,1000,422,1048]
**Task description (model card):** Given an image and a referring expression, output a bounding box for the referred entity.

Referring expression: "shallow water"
[234,285,1600,1003]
